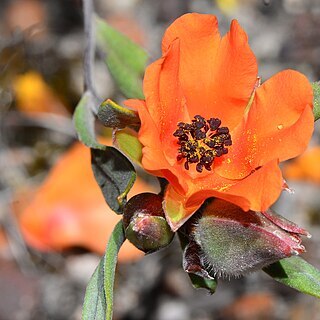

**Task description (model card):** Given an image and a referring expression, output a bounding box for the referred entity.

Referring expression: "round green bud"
[123,193,174,253]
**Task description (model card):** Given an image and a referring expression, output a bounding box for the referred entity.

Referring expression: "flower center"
[173,115,232,173]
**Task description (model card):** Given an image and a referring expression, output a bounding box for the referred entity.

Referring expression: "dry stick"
[0,190,37,273]
[83,0,99,109]
[5,111,76,137]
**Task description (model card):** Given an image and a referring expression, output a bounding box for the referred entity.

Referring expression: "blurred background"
[1,0,320,319]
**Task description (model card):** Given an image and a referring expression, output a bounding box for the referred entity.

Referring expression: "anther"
[173,115,232,173]
[217,127,229,134]
[196,163,203,173]
[208,118,221,130]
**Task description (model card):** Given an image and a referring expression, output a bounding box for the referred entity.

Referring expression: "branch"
[83,0,98,102]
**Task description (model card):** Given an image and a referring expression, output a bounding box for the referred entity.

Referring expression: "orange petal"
[125,100,189,194]
[162,13,258,129]
[189,159,283,212]
[228,160,283,211]
[164,160,283,230]
[125,100,167,172]
[143,39,189,161]
[17,142,159,262]
[125,100,175,177]
[216,70,314,180]
[164,185,200,231]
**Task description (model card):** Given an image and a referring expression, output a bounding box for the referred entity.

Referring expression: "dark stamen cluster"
[173,115,232,173]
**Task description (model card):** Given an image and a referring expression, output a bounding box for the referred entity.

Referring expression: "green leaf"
[106,52,145,99]
[312,81,320,121]
[98,99,140,129]
[82,257,106,319]
[104,221,126,320]
[114,128,143,165]
[91,147,136,213]
[73,91,106,150]
[95,17,148,99]
[82,221,125,320]
[263,256,320,298]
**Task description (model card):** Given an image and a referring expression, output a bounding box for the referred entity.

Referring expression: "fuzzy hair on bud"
[193,199,307,278]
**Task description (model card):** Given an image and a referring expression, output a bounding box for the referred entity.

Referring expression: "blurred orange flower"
[16,142,158,262]
[125,13,314,231]
[283,147,320,184]
[13,71,68,116]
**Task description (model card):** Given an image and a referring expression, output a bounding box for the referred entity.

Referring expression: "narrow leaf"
[104,221,126,320]
[95,17,148,99]
[91,147,136,213]
[114,128,143,165]
[263,256,320,298]
[96,17,147,74]
[98,99,140,129]
[312,81,320,121]
[73,91,106,150]
[82,221,125,320]
[106,52,145,99]
[82,258,106,320]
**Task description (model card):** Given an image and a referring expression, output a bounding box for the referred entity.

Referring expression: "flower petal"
[162,13,258,129]
[143,38,189,162]
[249,70,314,164]
[125,99,167,173]
[216,70,314,180]
[188,159,283,212]
[164,185,200,231]
[164,159,283,230]
[125,99,189,194]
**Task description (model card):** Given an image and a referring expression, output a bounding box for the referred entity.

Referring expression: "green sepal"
[263,256,320,298]
[98,99,140,129]
[91,147,136,214]
[114,128,143,165]
[95,17,148,99]
[178,231,217,294]
[73,91,106,150]
[82,221,125,320]
[188,273,217,294]
[312,81,320,121]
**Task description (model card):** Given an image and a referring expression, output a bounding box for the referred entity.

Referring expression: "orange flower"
[283,146,320,184]
[125,13,314,231]
[16,142,158,262]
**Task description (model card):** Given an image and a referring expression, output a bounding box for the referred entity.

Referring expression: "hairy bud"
[123,193,174,253]
[193,199,307,278]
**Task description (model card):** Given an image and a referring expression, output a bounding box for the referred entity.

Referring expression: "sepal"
[193,199,307,278]
[98,99,140,130]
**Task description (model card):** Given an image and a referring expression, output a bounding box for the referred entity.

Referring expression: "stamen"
[173,115,232,172]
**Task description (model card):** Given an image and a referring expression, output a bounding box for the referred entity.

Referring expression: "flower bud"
[123,193,174,253]
[193,199,307,278]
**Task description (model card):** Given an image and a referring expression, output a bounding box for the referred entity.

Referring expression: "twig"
[4,111,76,137]
[83,0,98,101]
[0,190,37,273]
